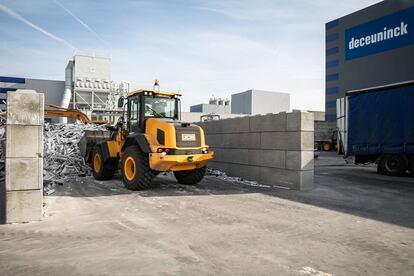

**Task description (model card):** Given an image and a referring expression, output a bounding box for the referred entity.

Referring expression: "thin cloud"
[53,0,108,47]
[195,1,301,21]
[0,3,76,50]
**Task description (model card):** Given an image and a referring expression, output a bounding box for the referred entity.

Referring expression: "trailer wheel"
[92,146,116,180]
[174,167,206,185]
[379,154,407,176]
[409,156,414,174]
[121,146,156,190]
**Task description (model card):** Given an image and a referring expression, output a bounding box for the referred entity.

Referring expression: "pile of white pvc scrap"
[0,121,106,189]
[43,123,106,186]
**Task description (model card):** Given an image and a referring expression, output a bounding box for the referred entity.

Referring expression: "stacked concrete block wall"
[199,112,314,190]
[4,89,44,223]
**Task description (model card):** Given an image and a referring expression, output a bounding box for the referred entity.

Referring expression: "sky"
[0,0,382,111]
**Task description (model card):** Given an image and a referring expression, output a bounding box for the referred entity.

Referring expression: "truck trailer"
[337,81,414,176]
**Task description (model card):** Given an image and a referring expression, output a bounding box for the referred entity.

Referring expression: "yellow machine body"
[86,86,213,189]
[104,118,213,172]
[145,118,213,171]
[98,88,213,172]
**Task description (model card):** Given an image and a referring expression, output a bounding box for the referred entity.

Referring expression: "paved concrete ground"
[0,152,413,275]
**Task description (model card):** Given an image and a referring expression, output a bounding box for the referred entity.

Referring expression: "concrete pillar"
[4,89,44,223]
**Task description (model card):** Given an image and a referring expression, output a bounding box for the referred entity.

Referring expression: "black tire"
[174,167,206,185]
[379,154,407,176]
[409,156,414,174]
[121,146,156,190]
[91,146,116,180]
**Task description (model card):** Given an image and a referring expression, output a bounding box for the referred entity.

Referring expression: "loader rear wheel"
[174,167,206,185]
[92,147,116,180]
[379,154,406,176]
[121,146,155,190]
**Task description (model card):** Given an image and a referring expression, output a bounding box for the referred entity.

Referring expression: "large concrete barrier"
[4,89,44,223]
[198,112,314,190]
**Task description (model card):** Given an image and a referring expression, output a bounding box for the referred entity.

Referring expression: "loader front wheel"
[121,146,155,190]
[92,147,116,180]
[174,167,206,185]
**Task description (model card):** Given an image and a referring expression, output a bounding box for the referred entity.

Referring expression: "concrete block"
[197,121,219,134]
[286,112,314,131]
[225,133,261,149]
[285,151,314,171]
[285,132,314,151]
[211,148,249,165]
[207,161,232,177]
[6,125,43,158]
[248,149,285,169]
[298,170,314,190]
[221,117,250,133]
[7,90,44,125]
[259,167,314,190]
[205,134,222,147]
[6,189,43,223]
[208,161,228,171]
[249,113,286,132]
[5,158,43,191]
[226,163,262,182]
[207,133,260,149]
[202,117,250,134]
[300,132,314,151]
[207,161,262,183]
[260,132,288,150]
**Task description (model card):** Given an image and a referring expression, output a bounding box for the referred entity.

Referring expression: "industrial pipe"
[60,60,73,123]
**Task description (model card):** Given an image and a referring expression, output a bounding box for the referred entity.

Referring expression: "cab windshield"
[144,96,178,119]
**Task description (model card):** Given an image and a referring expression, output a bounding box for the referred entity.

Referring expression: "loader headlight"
[201,147,208,154]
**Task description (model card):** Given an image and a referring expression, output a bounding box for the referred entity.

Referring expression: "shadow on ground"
[2,152,413,229]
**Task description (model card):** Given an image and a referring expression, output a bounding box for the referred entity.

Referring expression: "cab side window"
[128,97,140,132]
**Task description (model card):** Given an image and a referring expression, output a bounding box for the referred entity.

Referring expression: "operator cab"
[125,89,181,133]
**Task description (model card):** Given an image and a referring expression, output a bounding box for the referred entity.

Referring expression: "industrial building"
[0,53,129,122]
[187,89,290,122]
[0,76,64,111]
[231,89,290,115]
[325,0,414,121]
[186,98,241,122]
[190,98,231,114]
[67,54,129,120]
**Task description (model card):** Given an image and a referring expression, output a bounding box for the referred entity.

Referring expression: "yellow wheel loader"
[80,84,214,190]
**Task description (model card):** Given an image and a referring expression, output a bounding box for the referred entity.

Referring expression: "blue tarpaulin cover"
[348,84,414,155]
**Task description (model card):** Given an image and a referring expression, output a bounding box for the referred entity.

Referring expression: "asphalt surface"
[0,152,413,275]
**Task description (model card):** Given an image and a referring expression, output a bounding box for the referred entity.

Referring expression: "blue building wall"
[190,104,203,112]
[325,0,414,121]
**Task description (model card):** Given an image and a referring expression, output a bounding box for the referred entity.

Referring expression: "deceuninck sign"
[345,6,414,60]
